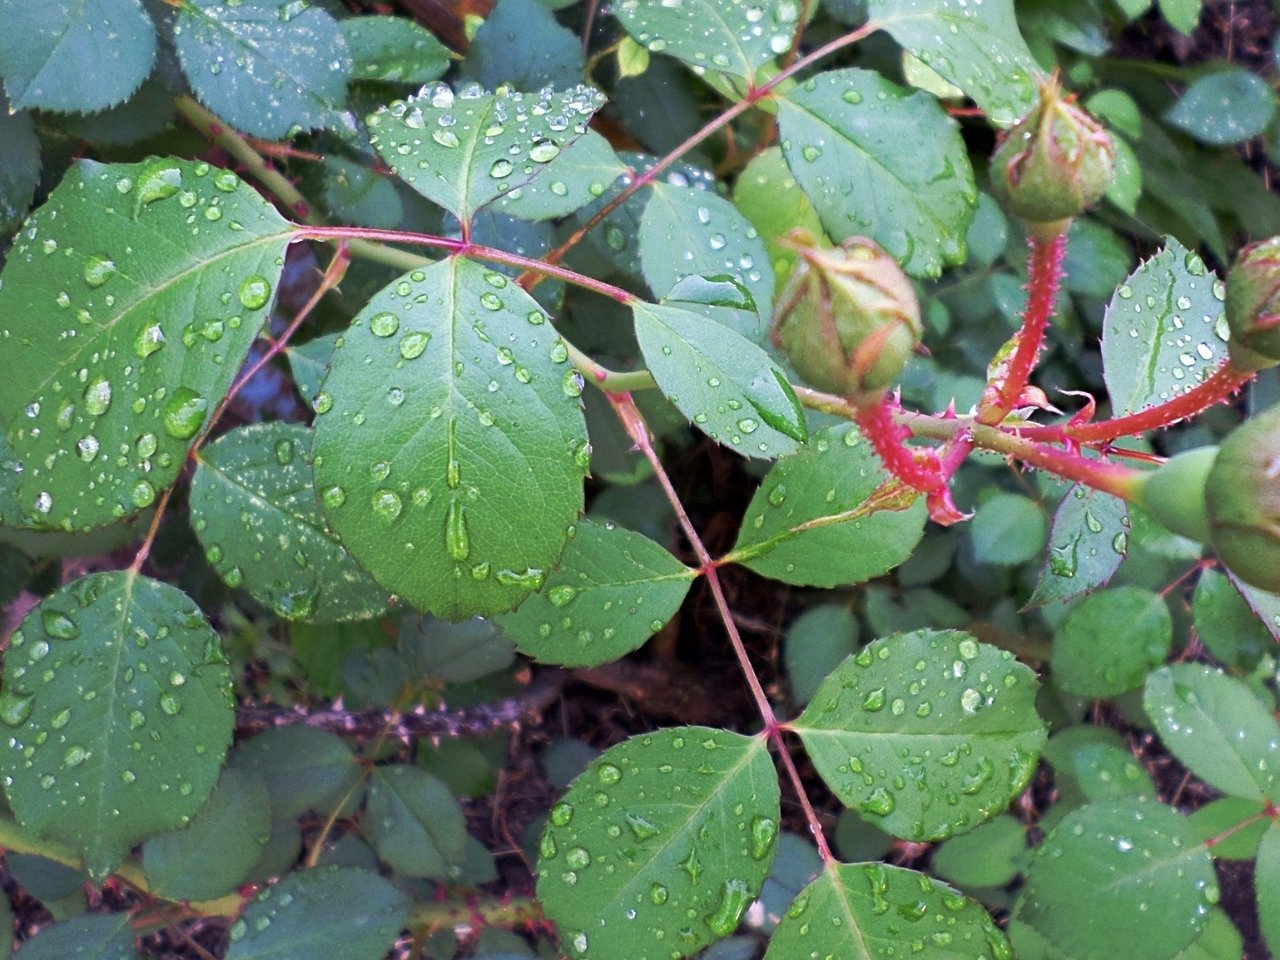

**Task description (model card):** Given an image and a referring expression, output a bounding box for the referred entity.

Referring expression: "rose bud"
[1205,404,1280,594]
[770,230,922,400]
[1133,446,1216,545]
[989,78,1115,238]
[1226,237,1280,370]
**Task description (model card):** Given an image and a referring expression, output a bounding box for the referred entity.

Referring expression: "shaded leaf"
[341,15,450,85]
[0,93,39,231]
[783,604,860,706]
[230,726,363,820]
[400,615,515,683]
[15,914,140,960]
[969,493,1046,566]
[366,766,467,879]
[1052,587,1172,698]
[1166,70,1276,146]
[463,0,584,91]
[1191,569,1275,671]
[1258,822,1280,959]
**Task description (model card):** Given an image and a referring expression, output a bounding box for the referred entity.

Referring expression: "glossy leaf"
[495,130,627,222]
[0,157,292,532]
[1042,731,1155,803]
[15,914,141,960]
[632,301,806,459]
[1027,485,1128,607]
[733,147,827,286]
[190,423,388,623]
[229,727,363,820]
[764,862,1013,960]
[225,866,410,960]
[1100,237,1228,417]
[777,68,975,277]
[537,727,780,960]
[0,572,235,879]
[312,258,587,619]
[286,333,339,408]
[340,14,451,84]
[1052,587,1171,698]
[495,519,695,667]
[1188,797,1269,860]
[969,493,1046,566]
[1143,664,1280,801]
[175,0,353,140]
[867,0,1037,125]
[0,93,39,232]
[1258,821,1280,960]
[367,82,605,224]
[612,0,800,86]
[143,767,272,902]
[729,423,927,587]
[1012,800,1217,960]
[792,629,1046,841]
[638,180,775,323]
[366,766,467,879]
[0,0,156,113]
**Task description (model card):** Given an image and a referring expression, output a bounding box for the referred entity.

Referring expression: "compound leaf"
[312,258,587,619]
[1143,664,1280,802]
[777,68,975,278]
[0,572,235,880]
[867,0,1037,125]
[175,0,353,140]
[537,727,780,960]
[366,766,467,880]
[496,519,695,667]
[0,0,156,114]
[225,866,410,960]
[764,862,1013,960]
[494,130,627,222]
[0,157,292,532]
[792,629,1046,841]
[190,423,388,623]
[632,301,806,460]
[729,423,927,587]
[367,82,605,224]
[1101,238,1228,417]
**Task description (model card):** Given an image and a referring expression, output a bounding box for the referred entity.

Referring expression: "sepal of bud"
[1226,237,1280,368]
[770,231,922,400]
[1205,405,1280,593]
[989,78,1115,234]
[1133,446,1216,545]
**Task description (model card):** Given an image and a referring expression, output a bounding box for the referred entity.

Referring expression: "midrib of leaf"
[695,0,756,80]
[825,865,874,960]
[16,0,86,104]
[87,571,137,865]
[195,454,332,541]
[456,101,497,223]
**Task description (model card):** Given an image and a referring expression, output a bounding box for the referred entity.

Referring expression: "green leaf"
[733,147,827,287]
[1166,69,1276,146]
[286,333,339,407]
[1188,797,1268,860]
[174,0,353,140]
[495,519,694,668]
[537,727,780,960]
[1052,587,1172,698]
[866,0,1038,125]
[1028,485,1128,607]
[229,727,363,820]
[366,766,467,879]
[764,862,1013,960]
[1258,821,1280,959]
[1175,911,1243,960]
[143,767,272,902]
[340,15,451,84]
[367,83,605,224]
[969,493,1046,566]
[0,94,39,232]
[783,604,860,707]
[225,866,410,960]
[1192,569,1275,671]
[0,158,292,532]
[400,615,515,682]
[632,301,806,459]
[463,0,584,91]
[321,158,404,229]
[1012,800,1216,960]
[1100,237,1228,417]
[190,423,388,623]
[777,68,975,278]
[638,178,775,324]
[932,814,1028,889]
[792,629,1046,841]
[312,258,588,619]
[1042,730,1155,802]
[14,914,141,960]
[1158,0,1201,34]
[1143,664,1280,801]
[0,0,156,113]
[729,423,927,587]
[612,0,800,86]
[0,572,235,879]
[495,130,627,222]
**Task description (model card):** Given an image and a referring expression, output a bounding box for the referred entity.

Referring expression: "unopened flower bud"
[989,78,1115,236]
[1133,446,1216,545]
[1226,237,1280,370]
[1205,404,1280,593]
[770,231,921,400]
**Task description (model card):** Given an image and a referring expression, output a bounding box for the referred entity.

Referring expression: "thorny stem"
[606,393,836,860]
[978,232,1068,425]
[523,21,880,284]
[853,398,944,494]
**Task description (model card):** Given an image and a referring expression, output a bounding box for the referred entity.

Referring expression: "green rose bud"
[1205,404,1280,593]
[1133,446,1216,545]
[770,231,922,400]
[989,78,1115,237]
[1226,236,1280,370]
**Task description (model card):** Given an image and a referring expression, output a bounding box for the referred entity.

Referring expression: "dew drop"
[162,388,209,439]
[237,275,273,310]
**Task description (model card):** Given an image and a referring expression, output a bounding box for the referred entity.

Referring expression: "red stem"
[979,232,1067,425]
[854,399,943,493]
